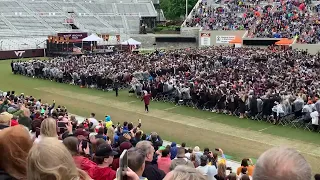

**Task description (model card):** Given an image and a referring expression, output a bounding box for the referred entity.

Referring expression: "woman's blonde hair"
[217,162,226,178]
[106,126,115,144]
[165,165,206,180]
[27,137,91,180]
[0,125,33,179]
[40,118,57,137]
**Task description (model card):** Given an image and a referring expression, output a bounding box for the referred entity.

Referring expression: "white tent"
[121,38,141,45]
[82,34,103,42]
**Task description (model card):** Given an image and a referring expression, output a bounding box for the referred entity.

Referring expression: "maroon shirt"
[142,94,151,105]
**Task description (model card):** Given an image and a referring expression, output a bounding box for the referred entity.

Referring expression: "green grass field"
[1,58,320,172]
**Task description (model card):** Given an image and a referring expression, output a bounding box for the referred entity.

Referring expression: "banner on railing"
[0,49,45,60]
[200,33,211,46]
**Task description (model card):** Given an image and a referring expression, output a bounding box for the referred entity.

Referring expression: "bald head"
[253,147,311,180]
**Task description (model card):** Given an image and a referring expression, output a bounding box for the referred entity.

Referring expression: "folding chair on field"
[304,121,313,131]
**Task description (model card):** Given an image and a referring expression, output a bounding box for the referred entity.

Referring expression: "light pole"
[185,0,188,19]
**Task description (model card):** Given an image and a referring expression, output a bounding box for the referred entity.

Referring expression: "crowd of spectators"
[184,0,320,44]
[184,0,259,30]
[0,90,317,180]
[12,46,320,130]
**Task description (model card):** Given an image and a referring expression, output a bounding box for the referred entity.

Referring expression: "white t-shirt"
[88,117,99,126]
[196,165,217,180]
[310,111,319,125]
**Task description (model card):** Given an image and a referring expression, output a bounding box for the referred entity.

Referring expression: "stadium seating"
[0,0,157,36]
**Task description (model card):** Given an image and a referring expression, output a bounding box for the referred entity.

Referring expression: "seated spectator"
[88,143,117,180]
[27,137,91,180]
[136,141,165,180]
[63,136,97,174]
[0,125,33,179]
[196,155,217,179]
[164,165,206,180]
[236,158,255,176]
[170,147,195,171]
[157,148,172,174]
[127,148,147,179]
[0,112,12,130]
[34,118,58,143]
[253,146,312,180]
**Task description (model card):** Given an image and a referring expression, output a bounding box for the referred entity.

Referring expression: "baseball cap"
[96,144,118,157]
[0,112,13,124]
[75,128,89,136]
[120,141,132,153]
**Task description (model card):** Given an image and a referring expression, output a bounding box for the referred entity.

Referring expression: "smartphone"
[81,140,88,150]
[57,121,68,128]
[57,121,67,134]
[117,150,128,180]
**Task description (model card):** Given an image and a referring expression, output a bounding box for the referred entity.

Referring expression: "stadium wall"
[0,49,45,60]
[198,30,247,47]
[291,44,320,55]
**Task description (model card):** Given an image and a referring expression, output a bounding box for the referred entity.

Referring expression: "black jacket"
[0,169,15,180]
[142,161,165,180]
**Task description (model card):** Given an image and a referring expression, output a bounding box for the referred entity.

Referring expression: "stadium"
[0,0,320,179]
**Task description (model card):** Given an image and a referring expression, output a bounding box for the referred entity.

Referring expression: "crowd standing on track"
[11,46,320,132]
[0,90,317,180]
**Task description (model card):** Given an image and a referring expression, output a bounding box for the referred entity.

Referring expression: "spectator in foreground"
[0,112,12,130]
[164,165,206,180]
[88,143,117,180]
[63,136,97,174]
[193,146,203,166]
[0,125,33,179]
[136,141,165,180]
[315,174,320,180]
[196,155,217,179]
[253,146,312,180]
[127,148,147,179]
[157,148,172,174]
[170,147,195,171]
[27,137,91,180]
[34,118,58,143]
[214,162,227,180]
[226,173,237,180]
[237,158,255,176]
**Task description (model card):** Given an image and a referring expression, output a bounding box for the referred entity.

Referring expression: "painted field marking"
[128,101,136,103]
[258,126,274,132]
[163,107,178,111]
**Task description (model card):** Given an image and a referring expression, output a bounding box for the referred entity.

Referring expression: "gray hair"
[127,148,146,173]
[170,165,206,180]
[253,146,311,180]
[136,141,153,155]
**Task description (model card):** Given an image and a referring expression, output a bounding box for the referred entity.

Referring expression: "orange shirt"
[237,165,255,176]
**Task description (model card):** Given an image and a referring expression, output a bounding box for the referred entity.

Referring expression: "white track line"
[258,126,273,132]
[163,107,178,111]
